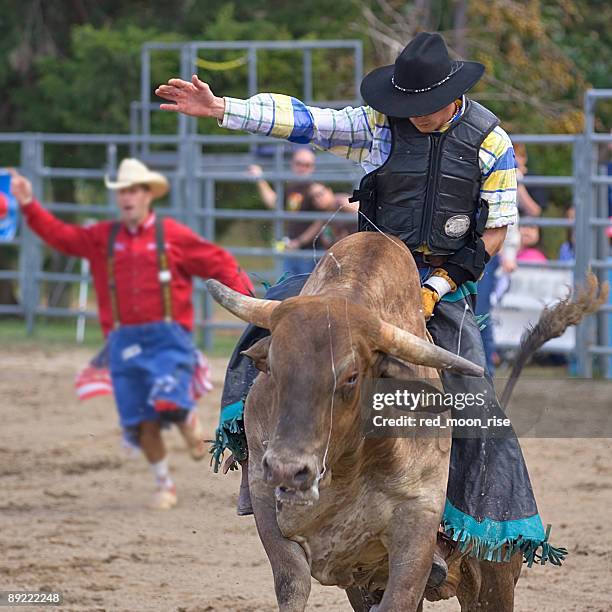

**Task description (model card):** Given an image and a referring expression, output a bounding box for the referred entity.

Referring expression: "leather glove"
[421,268,458,320]
[421,286,441,321]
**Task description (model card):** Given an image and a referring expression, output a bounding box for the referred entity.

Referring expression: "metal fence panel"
[0,84,611,376]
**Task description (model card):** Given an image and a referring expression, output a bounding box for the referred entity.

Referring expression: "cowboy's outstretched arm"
[156,75,376,162]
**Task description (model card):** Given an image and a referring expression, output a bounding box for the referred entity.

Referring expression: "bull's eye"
[345,372,358,386]
[339,372,359,400]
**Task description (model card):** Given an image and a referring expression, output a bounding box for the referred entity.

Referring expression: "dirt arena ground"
[1,344,611,611]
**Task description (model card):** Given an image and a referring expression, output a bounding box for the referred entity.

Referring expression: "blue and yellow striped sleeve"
[220,93,376,163]
[479,126,518,228]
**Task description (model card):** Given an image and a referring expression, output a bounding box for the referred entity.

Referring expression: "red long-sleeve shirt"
[23,200,254,336]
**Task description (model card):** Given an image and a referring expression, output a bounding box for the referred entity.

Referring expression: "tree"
[360,0,605,134]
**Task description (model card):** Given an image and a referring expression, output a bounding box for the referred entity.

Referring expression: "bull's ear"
[376,354,420,380]
[241,336,272,373]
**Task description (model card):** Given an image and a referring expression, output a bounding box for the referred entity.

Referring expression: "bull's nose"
[262,451,315,490]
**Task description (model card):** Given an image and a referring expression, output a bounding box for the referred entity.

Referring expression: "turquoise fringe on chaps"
[211,273,567,567]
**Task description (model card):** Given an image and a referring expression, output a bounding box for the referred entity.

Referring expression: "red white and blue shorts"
[107,321,197,435]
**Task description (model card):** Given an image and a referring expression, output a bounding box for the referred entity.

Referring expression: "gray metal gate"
[0,40,610,376]
[131,39,364,160]
[574,89,612,376]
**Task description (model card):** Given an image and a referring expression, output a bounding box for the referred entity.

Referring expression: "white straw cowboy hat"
[104,158,169,199]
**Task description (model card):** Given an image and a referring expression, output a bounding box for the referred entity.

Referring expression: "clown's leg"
[177,410,207,461]
[139,420,177,510]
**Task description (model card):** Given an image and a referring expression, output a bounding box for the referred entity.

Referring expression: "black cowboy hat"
[360,32,484,118]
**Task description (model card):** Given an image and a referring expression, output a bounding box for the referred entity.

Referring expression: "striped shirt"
[221,94,518,229]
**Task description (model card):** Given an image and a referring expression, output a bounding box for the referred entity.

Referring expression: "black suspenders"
[107,218,172,329]
[154,218,173,323]
[107,222,122,329]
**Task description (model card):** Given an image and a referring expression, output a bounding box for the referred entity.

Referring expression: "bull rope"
[345,298,357,368]
[317,305,337,484]
[310,204,408,265]
[313,206,472,358]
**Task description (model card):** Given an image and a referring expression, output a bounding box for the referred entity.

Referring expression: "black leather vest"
[354,99,500,255]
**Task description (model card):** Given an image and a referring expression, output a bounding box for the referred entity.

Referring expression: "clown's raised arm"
[155,75,379,164]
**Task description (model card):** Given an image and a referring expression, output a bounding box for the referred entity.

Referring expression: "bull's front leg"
[374,497,445,612]
[250,473,312,611]
[246,377,312,612]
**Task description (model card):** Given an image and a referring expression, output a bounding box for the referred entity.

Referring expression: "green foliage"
[15,24,184,134]
[1,1,364,134]
[1,0,609,136]
[0,0,608,221]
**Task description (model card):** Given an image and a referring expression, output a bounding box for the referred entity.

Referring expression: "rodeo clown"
[10,160,254,509]
[157,31,566,580]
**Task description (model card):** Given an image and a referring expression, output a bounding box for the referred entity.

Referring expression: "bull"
[207,231,606,611]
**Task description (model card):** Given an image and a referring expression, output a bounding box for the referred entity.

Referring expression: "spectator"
[474,221,520,376]
[307,182,358,248]
[475,143,527,375]
[475,254,500,376]
[515,144,543,217]
[248,148,320,275]
[500,222,520,274]
[558,207,576,262]
[517,225,548,262]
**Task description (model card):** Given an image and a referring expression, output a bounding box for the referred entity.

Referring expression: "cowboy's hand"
[155,74,225,119]
[8,168,34,207]
[421,267,458,320]
[421,286,441,320]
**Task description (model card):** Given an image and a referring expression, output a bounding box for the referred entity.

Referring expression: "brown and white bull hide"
[207,233,521,612]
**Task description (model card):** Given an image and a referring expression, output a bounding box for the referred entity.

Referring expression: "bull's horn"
[206,279,279,329]
[378,320,484,377]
